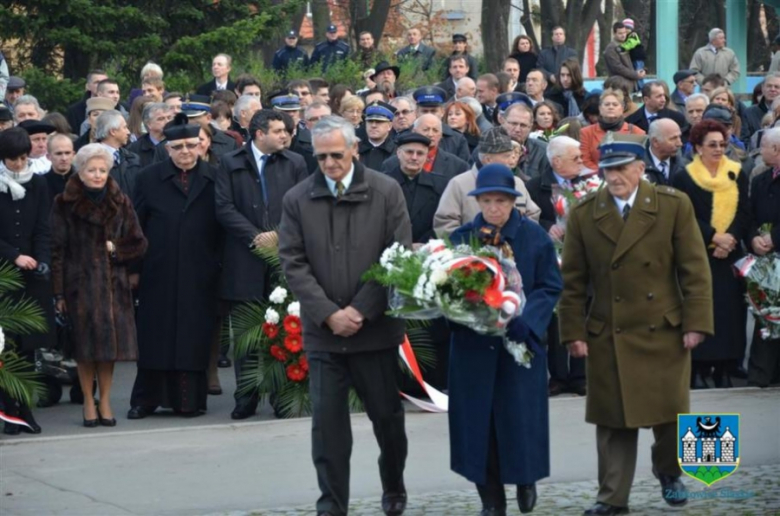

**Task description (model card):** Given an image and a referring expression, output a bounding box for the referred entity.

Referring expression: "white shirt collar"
[708,44,719,54]
[612,187,639,214]
[552,171,571,186]
[649,148,667,169]
[215,78,228,89]
[251,141,269,165]
[324,164,355,198]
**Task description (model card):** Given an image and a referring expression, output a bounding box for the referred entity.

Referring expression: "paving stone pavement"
[239,464,780,516]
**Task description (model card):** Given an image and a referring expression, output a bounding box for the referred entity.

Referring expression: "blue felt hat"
[468,163,523,197]
[598,132,646,168]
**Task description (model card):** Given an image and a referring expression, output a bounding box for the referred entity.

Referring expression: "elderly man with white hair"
[455,77,477,100]
[689,28,740,85]
[13,94,44,123]
[643,119,683,185]
[95,109,141,196]
[525,135,588,398]
[684,93,709,129]
[231,94,262,143]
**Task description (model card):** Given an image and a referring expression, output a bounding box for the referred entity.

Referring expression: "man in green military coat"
[558,133,714,516]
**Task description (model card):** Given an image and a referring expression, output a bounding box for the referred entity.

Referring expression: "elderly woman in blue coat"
[449,163,563,515]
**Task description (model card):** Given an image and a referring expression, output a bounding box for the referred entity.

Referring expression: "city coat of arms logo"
[678,413,740,486]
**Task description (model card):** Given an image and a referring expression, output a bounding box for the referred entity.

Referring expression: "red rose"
[464,290,481,303]
[263,323,279,339]
[286,364,307,382]
[471,261,487,272]
[270,344,288,362]
[483,288,503,309]
[299,354,309,371]
[284,334,303,353]
[283,315,302,335]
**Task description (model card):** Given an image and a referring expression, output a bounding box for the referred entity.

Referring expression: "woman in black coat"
[508,35,538,85]
[51,144,148,427]
[672,120,751,388]
[0,127,55,435]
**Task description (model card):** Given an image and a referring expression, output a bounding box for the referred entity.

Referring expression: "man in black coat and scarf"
[216,109,308,419]
[128,114,223,419]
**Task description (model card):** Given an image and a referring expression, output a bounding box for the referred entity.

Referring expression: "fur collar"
[60,175,125,226]
[686,155,740,234]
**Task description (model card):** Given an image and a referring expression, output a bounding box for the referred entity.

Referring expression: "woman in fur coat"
[51,144,147,427]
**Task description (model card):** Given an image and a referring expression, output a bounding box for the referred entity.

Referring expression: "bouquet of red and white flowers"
[734,228,780,340]
[551,172,603,228]
[365,239,533,366]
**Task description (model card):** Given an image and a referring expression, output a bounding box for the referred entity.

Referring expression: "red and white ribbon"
[398,335,448,412]
[0,409,32,429]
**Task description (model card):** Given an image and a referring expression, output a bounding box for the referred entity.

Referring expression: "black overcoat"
[381,149,470,181]
[672,163,751,362]
[127,133,158,169]
[132,158,222,371]
[216,145,308,301]
[358,136,397,172]
[0,173,56,351]
[384,164,451,243]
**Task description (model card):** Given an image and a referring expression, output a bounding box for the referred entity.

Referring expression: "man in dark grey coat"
[279,116,412,516]
[217,109,308,419]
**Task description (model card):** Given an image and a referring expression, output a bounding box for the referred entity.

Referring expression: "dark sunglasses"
[315,152,346,161]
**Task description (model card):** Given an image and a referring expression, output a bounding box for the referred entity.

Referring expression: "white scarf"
[0,161,34,200]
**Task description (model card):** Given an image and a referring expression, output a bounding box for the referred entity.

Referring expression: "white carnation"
[264,308,280,325]
[430,268,448,286]
[0,326,4,354]
[269,287,288,304]
[287,301,301,317]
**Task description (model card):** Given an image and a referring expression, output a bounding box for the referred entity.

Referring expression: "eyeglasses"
[306,116,322,124]
[704,142,728,149]
[315,152,347,161]
[505,121,531,130]
[169,142,200,151]
[395,109,413,116]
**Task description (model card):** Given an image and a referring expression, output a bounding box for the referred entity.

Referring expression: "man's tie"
[257,154,269,205]
[648,115,658,124]
[622,203,631,221]
[113,149,121,166]
[563,179,573,189]
[336,180,345,199]
[659,161,668,180]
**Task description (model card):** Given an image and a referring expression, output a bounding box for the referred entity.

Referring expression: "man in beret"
[434,126,540,238]
[670,70,697,112]
[310,25,351,72]
[273,32,310,74]
[18,119,55,174]
[559,132,713,515]
[441,34,478,82]
[358,101,397,170]
[129,114,224,420]
[152,94,239,164]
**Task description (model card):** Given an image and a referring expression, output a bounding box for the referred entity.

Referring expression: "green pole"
[725,0,747,94]
[655,0,679,84]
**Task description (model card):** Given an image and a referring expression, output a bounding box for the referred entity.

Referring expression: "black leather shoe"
[653,468,687,507]
[381,490,407,515]
[518,484,536,513]
[548,381,565,397]
[230,403,257,420]
[480,509,507,516]
[583,502,629,515]
[217,355,232,368]
[127,406,154,419]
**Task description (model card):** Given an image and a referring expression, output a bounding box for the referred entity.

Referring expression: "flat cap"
[7,76,26,90]
[86,97,116,114]
[452,34,467,43]
[479,126,514,155]
[702,104,733,125]
[0,106,12,122]
[673,70,696,85]
[18,119,56,136]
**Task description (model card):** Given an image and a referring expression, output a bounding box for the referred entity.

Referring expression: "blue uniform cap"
[271,94,302,111]
[598,132,646,168]
[327,25,337,33]
[286,31,298,39]
[364,103,394,122]
[181,94,211,117]
[413,86,448,107]
[496,92,533,112]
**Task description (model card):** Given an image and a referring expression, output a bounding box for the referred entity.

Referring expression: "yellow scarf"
[686,155,740,233]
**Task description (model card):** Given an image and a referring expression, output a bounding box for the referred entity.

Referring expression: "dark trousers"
[476,412,525,510]
[308,347,408,516]
[546,314,585,388]
[596,422,680,507]
[748,323,780,386]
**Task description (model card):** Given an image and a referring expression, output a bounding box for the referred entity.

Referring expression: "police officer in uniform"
[358,101,397,171]
[273,31,310,74]
[310,25,350,72]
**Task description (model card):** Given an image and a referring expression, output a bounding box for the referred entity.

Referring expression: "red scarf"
[424,146,438,173]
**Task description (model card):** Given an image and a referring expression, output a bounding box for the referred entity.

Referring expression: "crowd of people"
[1,19,779,516]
